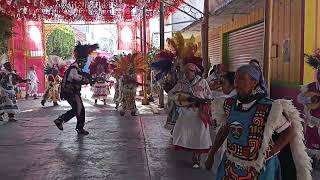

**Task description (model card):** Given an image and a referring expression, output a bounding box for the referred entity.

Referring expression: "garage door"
[228,22,264,72]
[208,35,222,65]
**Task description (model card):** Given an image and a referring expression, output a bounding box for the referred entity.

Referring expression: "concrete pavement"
[0,93,319,179]
[0,96,214,180]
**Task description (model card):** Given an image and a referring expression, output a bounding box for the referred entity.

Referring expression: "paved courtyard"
[0,95,215,180]
[0,93,319,180]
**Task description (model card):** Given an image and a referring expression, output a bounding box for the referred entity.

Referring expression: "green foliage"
[148,45,159,63]
[0,16,13,54]
[46,26,75,59]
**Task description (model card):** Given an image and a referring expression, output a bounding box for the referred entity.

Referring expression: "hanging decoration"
[0,0,184,22]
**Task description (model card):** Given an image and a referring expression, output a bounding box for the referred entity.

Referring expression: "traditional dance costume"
[91,73,110,104]
[41,73,61,106]
[298,51,320,165]
[89,56,111,104]
[53,43,98,135]
[118,75,138,116]
[112,53,146,116]
[0,61,28,121]
[170,74,212,167]
[212,64,311,180]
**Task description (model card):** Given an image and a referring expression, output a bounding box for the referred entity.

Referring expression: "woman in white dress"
[169,63,212,168]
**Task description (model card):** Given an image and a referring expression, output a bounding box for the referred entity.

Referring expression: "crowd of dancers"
[0,41,320,179]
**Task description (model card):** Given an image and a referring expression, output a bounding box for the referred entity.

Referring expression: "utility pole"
[142,7,150,105]
[201,0,209,78]
[158,2,165,108]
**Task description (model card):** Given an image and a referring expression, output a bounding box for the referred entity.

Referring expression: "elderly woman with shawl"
[169,62,212,168]
[205,64,312,180]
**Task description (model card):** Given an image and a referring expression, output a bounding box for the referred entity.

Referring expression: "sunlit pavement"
[0,87,214,180]
[0,86,319,179]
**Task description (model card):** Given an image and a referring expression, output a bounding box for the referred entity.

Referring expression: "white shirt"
[27,70,38,83]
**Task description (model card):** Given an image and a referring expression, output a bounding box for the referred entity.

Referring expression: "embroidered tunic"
[216,97,291,180]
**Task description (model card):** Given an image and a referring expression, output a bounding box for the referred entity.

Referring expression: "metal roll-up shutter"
[228,22,264,72]
[208,36,222,65]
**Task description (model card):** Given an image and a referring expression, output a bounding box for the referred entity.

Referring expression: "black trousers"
[58,94,85,130]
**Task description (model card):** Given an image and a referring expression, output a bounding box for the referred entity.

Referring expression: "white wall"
[149,15,173,48]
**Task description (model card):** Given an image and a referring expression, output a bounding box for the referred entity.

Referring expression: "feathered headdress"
[89,56,109,75]
[151,50,175,81]
[74,42,99,61]
[112,52,147,78]
[167,32,200,60]
[305,48,320,70]
[44,55,67,77]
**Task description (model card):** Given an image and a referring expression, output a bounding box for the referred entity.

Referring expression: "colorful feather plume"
[89,56,109,75]
[166,32,200,60]
[44,55,67,77]
[305,48,320,70]
[151,50,175,82]
[112,52,147,78]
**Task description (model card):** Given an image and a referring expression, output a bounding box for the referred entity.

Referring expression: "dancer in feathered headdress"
[53,42,98,135]
[153,33,201,134]
[298,48,320,166]
[89,56,110,105]
[41,55,66,107]
[0,54,29,122]
[114,53,145,116]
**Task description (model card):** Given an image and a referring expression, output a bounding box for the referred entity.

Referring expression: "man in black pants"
[54,43,98,135]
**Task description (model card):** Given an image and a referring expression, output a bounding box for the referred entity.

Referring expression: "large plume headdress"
[112,52,147,79]
[89,56,109,75]
[305,48,320,70]
[151,50,175,82]
[74,42,99,62]
[44,55,67,77]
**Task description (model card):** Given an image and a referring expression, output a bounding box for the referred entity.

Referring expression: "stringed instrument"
[305,91,320,110]
[173,92,211,107]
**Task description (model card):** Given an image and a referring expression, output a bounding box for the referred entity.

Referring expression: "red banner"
[25,21,45,93]
[117,22,136,52]
[134,20,150,52]
[135,21,141,52]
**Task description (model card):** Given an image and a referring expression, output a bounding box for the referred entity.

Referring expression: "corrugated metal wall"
[208,7,264,71]
[208,34,222,65]
[228,23,265,71]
